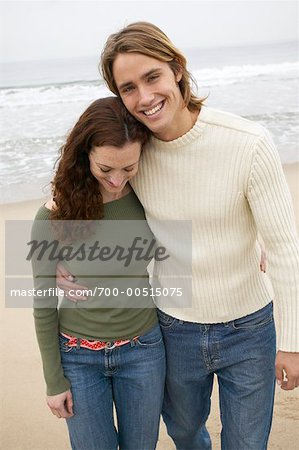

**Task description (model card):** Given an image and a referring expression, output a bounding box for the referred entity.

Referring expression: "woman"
[31,96,165,450]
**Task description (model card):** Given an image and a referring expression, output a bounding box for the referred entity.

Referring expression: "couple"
[32,22,299,450]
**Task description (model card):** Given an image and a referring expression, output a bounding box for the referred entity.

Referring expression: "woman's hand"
[260,249,267,273]
[46,389,74,418]
[56,262,89,302]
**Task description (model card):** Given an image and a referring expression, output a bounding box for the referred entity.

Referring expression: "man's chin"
[133,114,148,127]
[138,116,163,133]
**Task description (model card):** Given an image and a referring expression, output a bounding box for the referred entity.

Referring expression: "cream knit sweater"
[131,106,299,352]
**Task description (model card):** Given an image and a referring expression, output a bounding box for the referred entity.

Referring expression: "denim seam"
[232,315,273,330]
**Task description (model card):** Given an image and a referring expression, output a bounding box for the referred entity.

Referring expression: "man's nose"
[138,86,155,106]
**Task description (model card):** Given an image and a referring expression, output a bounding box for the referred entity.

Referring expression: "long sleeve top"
[32,190,157,395]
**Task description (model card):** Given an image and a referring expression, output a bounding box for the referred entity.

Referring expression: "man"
[61,22,299,449]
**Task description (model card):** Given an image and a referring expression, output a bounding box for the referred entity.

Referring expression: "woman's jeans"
[158,302,276,450]
[59,323,166,450]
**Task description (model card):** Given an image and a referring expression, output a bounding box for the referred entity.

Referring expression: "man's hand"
[47,389,74,418]
[56,262,88,302]
[275,351,299,390]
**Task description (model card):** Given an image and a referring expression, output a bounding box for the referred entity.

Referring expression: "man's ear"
[175,66,183,83]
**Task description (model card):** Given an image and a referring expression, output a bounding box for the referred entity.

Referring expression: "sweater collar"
[149,105,208,150]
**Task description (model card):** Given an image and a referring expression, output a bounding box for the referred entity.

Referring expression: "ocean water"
[0,41,298,203]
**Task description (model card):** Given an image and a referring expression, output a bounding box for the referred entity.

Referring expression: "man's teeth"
[144,102,163,116]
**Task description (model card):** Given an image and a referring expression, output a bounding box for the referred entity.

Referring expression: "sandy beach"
[1,163,298,450]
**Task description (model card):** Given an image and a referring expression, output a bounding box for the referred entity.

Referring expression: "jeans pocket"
[157,309,176,329]
[136,324,163,347]
[59,334,75,353]
[232,302,273,330]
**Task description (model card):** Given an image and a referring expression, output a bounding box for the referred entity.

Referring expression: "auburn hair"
[50,96,149,223]
[100,21,205,112]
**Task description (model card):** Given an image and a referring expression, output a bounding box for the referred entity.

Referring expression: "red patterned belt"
[60,332,139,351]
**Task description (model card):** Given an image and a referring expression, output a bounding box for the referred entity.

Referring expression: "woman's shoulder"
[34,198,55,221]
[44,198,56,210]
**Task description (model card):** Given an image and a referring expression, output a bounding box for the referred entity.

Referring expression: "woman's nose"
[108,174,124,187]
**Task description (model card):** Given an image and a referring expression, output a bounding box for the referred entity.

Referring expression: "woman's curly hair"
[50,96,150,223]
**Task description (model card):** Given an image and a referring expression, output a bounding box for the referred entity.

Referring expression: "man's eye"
[122,86,134,93]
[148,75,159,82]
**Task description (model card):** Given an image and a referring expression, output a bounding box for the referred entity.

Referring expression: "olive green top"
[32,190,157,395]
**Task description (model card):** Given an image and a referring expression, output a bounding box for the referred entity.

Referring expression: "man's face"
[112,53,187,141]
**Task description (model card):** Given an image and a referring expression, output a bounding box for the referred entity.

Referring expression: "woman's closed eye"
[100,167,135,173]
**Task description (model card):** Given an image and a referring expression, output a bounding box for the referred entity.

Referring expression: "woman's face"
[89,141,141,195]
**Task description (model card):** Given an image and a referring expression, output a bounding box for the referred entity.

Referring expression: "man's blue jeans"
[158,302,276,450]
[59,323,166,450]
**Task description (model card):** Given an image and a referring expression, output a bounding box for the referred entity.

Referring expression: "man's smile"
[142,100,165,116]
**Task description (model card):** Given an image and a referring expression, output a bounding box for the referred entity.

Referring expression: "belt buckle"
[105,341,116,350]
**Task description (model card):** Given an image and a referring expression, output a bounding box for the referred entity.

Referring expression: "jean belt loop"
[130,338,137,347]
[76,338,81,349]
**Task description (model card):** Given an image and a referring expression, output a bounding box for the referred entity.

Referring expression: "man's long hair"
[100,22,205,112]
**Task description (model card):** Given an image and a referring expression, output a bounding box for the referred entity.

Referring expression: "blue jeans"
[158,302,276,450]
[59,323,166,450]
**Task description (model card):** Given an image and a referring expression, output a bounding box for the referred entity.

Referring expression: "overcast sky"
[0,0,298,62]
